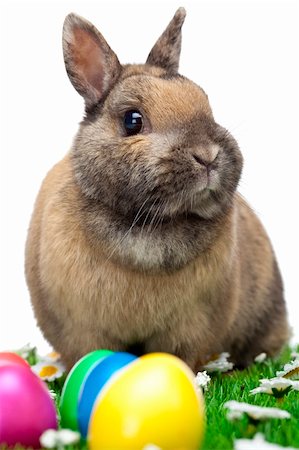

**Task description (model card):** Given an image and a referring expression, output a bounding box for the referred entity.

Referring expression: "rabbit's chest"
[45,255,200,341]
[40,224,209,341]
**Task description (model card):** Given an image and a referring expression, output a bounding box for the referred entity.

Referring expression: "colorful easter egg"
[60,349,113,431]
[0,364,57,448]
[88,353,205,450]
[0,352,29,368]
[78,352,138,438]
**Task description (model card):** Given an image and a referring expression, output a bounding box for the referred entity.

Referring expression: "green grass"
[3,345,299,450]
[202,345,299,450]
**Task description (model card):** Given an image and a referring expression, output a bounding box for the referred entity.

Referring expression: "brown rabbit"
[25,8,289,371]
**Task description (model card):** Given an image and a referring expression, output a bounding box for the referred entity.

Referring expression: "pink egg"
[0,364,57,448]
[0,352,30,368]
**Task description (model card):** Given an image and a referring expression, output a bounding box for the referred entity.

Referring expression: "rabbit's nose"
[191,144,219,170]
[192,154,213,176]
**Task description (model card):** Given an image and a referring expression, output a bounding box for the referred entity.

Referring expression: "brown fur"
[25,10,289,371]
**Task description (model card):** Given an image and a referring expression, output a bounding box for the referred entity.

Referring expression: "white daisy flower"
[40,429,80,448]
[41,350,62,363]
[234,433,298,450]
[254,352,267,363]
[224,400,291,421]
[250,377,299,397]
[194,371,211,391]
[290,351,299,360]
[203,352,234,373]
[276,359,299,380]
[31,360,65,381]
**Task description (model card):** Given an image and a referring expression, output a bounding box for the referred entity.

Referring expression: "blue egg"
[77,352,137,437]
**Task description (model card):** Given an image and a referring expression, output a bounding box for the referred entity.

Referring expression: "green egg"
[59,349,113,431]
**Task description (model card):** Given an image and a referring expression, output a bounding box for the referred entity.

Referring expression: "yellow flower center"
[47,351,61,360]
[39,365,58,377]
[284,367,299,378]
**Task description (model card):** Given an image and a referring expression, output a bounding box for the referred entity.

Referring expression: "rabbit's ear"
[63,13,121,108]
[146,8,186,74]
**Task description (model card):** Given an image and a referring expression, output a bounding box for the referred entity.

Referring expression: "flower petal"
[57,429,81,445]
[203,352,234,373]
[40,429,58,448]
[254,352,267,363]
[234,433,298,450]
[224,401,291,421]
[194,371,211,391]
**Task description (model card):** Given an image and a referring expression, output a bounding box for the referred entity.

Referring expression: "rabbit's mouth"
[126,186,225,227]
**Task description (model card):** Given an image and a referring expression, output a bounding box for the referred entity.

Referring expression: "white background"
[0,0,298,354]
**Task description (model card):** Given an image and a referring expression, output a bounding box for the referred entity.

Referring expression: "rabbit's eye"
[124,110,143,136]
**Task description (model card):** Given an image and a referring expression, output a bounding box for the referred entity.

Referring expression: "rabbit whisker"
[104,195,152,263]
[140,197,159,237]
[147,198,164,235]
[149,199,168,237]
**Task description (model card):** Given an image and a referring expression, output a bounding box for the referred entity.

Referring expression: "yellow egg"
[88,353,205,450]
